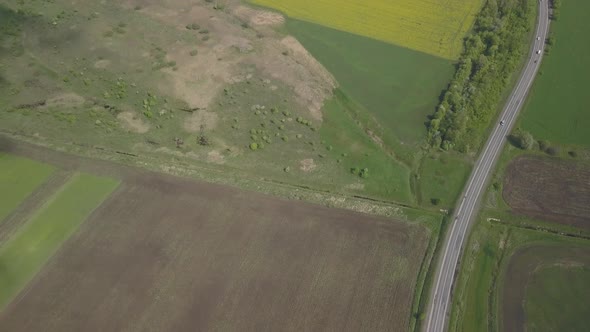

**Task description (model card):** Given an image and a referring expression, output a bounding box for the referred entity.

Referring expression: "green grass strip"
[0,153,55,222]
[0,173,119,309]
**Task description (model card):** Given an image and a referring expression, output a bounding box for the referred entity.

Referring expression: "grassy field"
[0,173,118,309]
[524,265,590,331]
[417,153,471,207]
[286,18,454,151]
[0,148,431,331]
[250,0,482,59]
[0,153,54,222]
[520,0,590,147]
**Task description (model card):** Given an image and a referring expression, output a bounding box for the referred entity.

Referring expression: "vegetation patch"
[0,153,54,222]
[0,173,118,309]
[250,0,482,59]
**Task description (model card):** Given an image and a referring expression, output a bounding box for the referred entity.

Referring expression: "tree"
[431,198,441,205]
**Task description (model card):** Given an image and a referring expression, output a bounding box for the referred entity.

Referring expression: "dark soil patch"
[503,156,590,230]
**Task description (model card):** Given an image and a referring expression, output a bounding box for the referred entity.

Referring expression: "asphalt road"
[424,2,550,331]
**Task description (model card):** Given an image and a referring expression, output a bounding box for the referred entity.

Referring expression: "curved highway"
[424,2,550,331]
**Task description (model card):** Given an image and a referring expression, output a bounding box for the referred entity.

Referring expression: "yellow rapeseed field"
[249,0,483,60]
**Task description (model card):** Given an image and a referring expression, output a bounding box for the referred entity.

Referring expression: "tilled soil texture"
[0,138,429,332]
[500,245,590,332]
[503,156,590,230]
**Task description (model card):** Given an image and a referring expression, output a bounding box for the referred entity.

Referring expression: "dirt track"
[500,245,590,332]
[503,156,590,230]
[0,136,429,331]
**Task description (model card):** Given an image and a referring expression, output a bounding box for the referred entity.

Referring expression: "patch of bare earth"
[93,59,111,69]
[299,158,316,172]
[233,6,285,26]
[206,150,224,164]
[183,110,219,133]
[503,156,590,230]
[117,111,150,134]
[132,1,334,119]
[44,93,85,108]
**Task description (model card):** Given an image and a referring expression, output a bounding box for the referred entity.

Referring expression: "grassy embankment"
[0,153,54,222]
[0,173,118,309]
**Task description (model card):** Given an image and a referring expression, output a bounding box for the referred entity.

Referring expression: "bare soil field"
[503,156,590,230]
[500,245,590,332]
[0,138,430,332]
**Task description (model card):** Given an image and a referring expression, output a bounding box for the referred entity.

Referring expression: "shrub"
[249,142,258,150]
[538,140,549,151]
[350,167,360,175]
[189,49,198,56]
[360,168,369,179]
[545,146,559,156]
[431,198,441,205]
[509,129,534,150]
[568,151,578,158]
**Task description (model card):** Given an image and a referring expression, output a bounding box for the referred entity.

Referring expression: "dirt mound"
[117,111,150,134]
[44,93,85,108]
[233,6,285,26]
[136,1,335,120]
[300,158,317,172]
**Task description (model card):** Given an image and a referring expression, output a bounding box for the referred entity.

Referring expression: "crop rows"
[250,0,482,59]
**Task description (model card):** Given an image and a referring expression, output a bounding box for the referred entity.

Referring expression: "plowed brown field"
[503,156,590,230]
[0,137,429,332]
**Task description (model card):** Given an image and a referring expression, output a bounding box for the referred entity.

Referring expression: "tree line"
[427,0,535,152]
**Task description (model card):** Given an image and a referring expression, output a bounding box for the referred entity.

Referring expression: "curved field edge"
[448,217,590,332]
[0,153,55,222]
[501,244,590,332]
[248,0,482,60]
[0,172,119,309]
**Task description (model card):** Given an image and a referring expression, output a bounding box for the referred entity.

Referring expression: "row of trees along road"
[426,0,536,152]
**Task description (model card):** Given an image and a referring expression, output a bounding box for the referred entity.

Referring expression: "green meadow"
[0,153,55,222]
[520,0,590,147]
